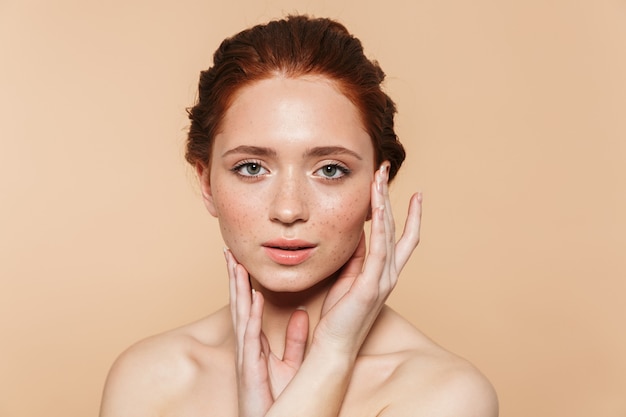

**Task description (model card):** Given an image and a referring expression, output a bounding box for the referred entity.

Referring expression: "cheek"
[213,189,260,245]
[321,190,370,269]
[317,187,371,239]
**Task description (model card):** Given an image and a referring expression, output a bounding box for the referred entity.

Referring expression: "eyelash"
[314,163,351,180]
[231,160,268,179]
[230,160,352,181]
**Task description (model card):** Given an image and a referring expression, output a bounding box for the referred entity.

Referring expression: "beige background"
[1,0,625,416]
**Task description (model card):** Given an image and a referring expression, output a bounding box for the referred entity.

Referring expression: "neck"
[250,274,336,357]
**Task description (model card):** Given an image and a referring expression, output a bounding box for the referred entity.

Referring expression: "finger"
[338,231,366,278]
[225,249,237,330]
[225,250,247,372]
[380,163,397,283]
[282,308,309,368]
[241,290,272,416]
[357,168,388,291]
[235,262,252,367]
[243,289,263,360]
[241,289,263,382]
[235,263,252,327]
[321,232,365,316]
[394,192,423,271]
[226,249,247,369]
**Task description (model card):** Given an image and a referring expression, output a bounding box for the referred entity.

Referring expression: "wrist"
[308,336,360,365]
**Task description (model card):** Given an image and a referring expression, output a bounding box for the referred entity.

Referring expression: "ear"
[195,163,218,218]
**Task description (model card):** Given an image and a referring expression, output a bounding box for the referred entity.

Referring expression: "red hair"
[186,15,406,181]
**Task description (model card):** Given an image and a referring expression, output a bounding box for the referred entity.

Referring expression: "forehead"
[216,76,371,152]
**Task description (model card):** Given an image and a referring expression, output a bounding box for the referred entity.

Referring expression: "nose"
[269,171,309,225]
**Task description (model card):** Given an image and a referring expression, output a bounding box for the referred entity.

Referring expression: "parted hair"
[186,15,406,181]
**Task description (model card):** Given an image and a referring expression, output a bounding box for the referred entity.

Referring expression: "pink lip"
[262,239,317,266]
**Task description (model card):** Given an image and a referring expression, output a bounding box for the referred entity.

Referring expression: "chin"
[250,267,338,295]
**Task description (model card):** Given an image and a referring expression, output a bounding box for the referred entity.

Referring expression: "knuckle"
[370,245,387,262]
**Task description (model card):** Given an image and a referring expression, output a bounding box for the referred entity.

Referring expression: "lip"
[262,239,317,266]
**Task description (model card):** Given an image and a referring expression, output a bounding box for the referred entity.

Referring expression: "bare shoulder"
[99,306,236,417]
[360,307,498,417]
[384,349,499,417]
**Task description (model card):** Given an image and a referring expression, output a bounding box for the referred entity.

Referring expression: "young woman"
[99,15,498,417]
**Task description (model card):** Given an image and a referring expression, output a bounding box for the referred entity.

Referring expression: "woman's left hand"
[224,162,422,416]
[313,163,422,356]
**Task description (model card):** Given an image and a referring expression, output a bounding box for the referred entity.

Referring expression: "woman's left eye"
[315,164,350,179]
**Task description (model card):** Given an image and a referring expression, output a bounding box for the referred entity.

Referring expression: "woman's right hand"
[224,163,422,417]
[225,250,309,417]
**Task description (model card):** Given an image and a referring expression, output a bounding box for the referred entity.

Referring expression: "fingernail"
[376,168,385,193]
[223,247,228,261]
[251,288,256,302]
[296,305,307,311]
[417,191,423,203]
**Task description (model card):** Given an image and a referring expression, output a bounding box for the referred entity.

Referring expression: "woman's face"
[200,76,375,293]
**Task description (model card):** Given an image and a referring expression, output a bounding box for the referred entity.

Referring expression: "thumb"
[282,308,309,368]
[338,231,366,279]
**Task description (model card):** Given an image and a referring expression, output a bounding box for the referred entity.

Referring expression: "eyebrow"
[305,146,363,160]
[221,146,278,158]
[221,145,362,160]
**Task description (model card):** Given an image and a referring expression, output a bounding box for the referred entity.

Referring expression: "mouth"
[262,239,317,265]
[269,245,313,250]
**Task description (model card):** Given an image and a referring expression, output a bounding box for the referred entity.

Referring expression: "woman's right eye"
[232,162,268,177]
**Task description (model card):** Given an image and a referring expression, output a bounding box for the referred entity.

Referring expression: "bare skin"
[99,77,498,417]
[100,304,497,417]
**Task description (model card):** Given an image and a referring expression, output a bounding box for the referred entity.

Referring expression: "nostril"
[269,200,309,224]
